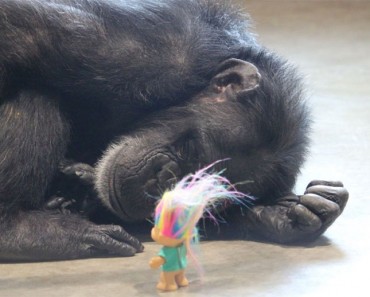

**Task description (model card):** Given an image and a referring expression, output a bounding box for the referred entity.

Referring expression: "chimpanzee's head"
[95,57,309,221]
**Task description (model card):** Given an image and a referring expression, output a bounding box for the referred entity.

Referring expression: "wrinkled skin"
[0,0,348,262]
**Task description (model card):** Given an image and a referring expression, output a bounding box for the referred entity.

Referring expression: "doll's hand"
[149,256,165,269]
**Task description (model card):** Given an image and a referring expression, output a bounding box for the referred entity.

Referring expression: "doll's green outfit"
[158,244,187,271]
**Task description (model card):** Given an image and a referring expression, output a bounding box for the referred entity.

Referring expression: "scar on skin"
[197,96,226,104]
[4,105,22,121]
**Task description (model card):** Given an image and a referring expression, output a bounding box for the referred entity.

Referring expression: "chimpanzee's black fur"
[0,0,348,261]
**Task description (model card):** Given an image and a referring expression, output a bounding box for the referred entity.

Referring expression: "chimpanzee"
[0,0,348,261]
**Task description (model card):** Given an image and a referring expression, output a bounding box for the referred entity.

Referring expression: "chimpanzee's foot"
[238,180,349,244]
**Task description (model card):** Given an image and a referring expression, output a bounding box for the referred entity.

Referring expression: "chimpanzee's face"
[95,59,263,221]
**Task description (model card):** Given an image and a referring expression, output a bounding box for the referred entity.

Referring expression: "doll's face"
[151,227,184,247]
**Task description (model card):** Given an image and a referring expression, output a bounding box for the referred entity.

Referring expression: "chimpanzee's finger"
[287,204,322,233]
[300,193,340,221]
[98,225,144,252]
[306,180,343,188]
[305,185,349,211]
[84,228,137,257]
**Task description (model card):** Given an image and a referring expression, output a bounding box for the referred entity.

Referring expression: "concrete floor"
[1,1,369,296]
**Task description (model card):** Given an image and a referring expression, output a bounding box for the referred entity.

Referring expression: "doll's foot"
[177,278,189,287]
[156,282,178,291]
[175,274,189,287]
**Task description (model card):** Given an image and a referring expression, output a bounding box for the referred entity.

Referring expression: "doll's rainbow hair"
[154,160,251,273]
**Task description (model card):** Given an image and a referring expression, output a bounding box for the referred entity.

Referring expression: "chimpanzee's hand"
[45,161,98,215]
[242,181,349,244]
[0,211,144,261]
[59,161,96,185]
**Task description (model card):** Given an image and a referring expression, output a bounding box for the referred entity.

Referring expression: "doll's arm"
[149,256,165,269]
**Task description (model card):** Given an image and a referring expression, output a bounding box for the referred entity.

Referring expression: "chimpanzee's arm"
[209,181,349,244]
[59,162,349,244]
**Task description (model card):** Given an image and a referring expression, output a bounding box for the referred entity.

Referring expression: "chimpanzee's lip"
[108,151,133,221]
[108,149,178,222]
[98,143,137,221]
[111,179,131,220]
[110,167,149,221]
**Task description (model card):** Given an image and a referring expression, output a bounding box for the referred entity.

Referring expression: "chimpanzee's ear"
[211,58,261,95]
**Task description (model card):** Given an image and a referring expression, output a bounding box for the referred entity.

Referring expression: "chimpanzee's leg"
[0,90,143,261]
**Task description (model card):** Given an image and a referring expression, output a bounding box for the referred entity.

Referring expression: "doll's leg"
[175,270,189,287]
[157,271,178,291]
[156,272,167,290]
